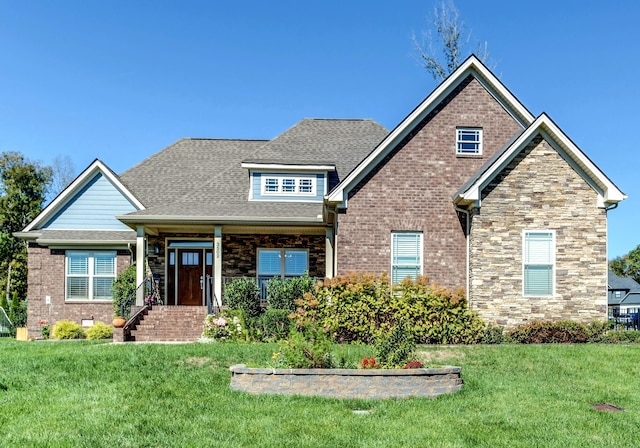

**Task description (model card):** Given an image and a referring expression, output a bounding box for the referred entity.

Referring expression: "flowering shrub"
[38,319,50,339]
[203,312,244,341]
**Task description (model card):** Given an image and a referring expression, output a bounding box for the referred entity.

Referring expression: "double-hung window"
[257,248,308,301]
[523,231,555,296]
[456,127,482,155]
[391,232,423,283]
[66,251,117,301]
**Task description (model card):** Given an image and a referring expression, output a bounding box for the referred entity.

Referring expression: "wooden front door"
[178,249,203,306]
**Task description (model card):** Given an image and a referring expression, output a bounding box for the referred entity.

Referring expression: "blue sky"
[1,0,638,258]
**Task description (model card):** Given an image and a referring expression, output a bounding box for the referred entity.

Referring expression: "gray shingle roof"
[608,270,640,292]
[118,119,388,221]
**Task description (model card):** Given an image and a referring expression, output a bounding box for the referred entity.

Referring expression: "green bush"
[302,272,486,345]
[374,321,416,368]
[85,322,113,340]
[112,264,137,318]
[507,320,609,344]
[598,330,640,344]
[52,320,85,340]
[267,273,316,311]
[274,326,334,368]
[203,310,247,341]
[481,325,505,344]
[224,277,262,318]
[255,308,292,341]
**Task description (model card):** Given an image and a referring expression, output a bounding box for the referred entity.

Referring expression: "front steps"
[128,305,208,342]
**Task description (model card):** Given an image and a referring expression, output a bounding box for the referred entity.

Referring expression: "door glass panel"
[181,252,200,266]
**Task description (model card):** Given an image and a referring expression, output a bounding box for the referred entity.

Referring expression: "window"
[66,251,117,301]
[456,127,482,155]
[391,232,423,283]
[523,231,555,296]
[261,175,316,196]
[257,249,308,300]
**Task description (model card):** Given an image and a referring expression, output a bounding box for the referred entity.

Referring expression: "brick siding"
[337,75,523,289]
[469,135,608,328]
[26,244,131,339]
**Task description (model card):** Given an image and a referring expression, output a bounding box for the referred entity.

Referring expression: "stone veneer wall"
[147,233,326,299]
[336,75,523,290]
[26,244,131,338]
[469,135,608,328]
[222,234,325,279]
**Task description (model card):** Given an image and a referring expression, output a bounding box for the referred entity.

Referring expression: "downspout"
[454,204,470,301]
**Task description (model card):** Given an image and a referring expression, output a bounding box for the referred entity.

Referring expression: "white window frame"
[390,232,423,284]
[65,250,117,301]
[522,230,555,297]
[257,248,309,279]
[456,127,483,155]
[261,175,316,196]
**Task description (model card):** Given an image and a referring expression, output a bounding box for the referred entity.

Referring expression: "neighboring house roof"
[453,113,627,208]
[117,119,387,224]
[608,270,640,306]
[326,54,536,205]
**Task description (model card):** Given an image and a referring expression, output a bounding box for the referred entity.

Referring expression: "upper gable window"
[261,175,316,196]
[456,128,483,155]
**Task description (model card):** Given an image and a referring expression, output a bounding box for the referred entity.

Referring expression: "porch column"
[325,227,334,279]
[136,226,145,306]
[214,226,222,307]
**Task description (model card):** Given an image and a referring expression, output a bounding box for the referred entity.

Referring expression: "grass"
[1,340,640,447]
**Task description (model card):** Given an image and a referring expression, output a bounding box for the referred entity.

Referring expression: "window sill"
[455,153,483,158]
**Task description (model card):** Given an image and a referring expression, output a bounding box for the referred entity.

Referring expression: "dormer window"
[261,175,316,196]
[456,127,482,155]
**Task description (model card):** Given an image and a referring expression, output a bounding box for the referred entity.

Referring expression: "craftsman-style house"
[17,55,625,339]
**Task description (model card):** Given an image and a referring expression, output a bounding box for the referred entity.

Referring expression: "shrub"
[52,320,85,340]
[598,330,640,344]
[507,320,599,344]
[203,310,246,341]
[255,308,292,341]
[112,264,137,318]
[300,272,486,345]
[267,273,316,311]
[374,321,416,368]
[274,326,334,368]
[224,277,262,318]
[481,325,505,344]
[85,322,113,340]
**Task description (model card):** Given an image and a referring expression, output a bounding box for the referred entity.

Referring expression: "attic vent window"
[261,175,316,196]
[456,128,483,155]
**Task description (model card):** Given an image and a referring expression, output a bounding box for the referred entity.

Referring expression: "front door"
[177,249,203,306]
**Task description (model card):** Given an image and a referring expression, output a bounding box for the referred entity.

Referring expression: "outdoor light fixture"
[153,242,161,255]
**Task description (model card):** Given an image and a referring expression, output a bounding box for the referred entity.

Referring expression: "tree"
[0,152,52,311]
[412,0,491,80]
[49,155,76,200]
[610,244,640,284]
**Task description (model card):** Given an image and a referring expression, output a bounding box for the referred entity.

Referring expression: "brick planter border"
[229,364,463,399]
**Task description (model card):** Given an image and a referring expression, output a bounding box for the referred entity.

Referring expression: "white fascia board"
[116,214,325,224]
[241,162,336,171]
[327,55,535,206]
[23,160,145,232]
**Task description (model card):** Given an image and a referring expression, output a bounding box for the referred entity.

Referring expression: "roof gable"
[23,159,143,232]
[453,113,626,208]
[327,55,535,205]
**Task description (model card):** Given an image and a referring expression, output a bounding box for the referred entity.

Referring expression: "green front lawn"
[0,340,639,447]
